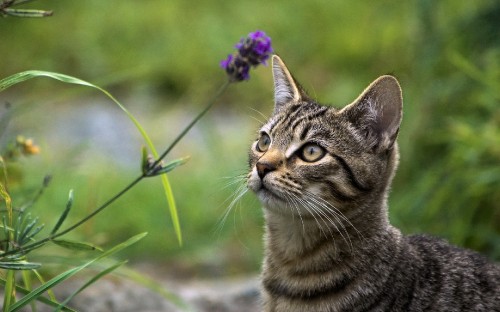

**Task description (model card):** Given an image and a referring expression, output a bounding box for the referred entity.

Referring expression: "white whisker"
[301,197,339,241]
[214,179,248,238]
[247,107,269,124]
[301,190,366,253]
[283,191,306,235]
[287,191,334,242]
[305,190,364,241]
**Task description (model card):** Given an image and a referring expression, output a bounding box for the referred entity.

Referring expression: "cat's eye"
[299,143,325,162]
[256,133,271,152]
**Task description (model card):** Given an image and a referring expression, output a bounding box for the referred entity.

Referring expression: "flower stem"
[0,80,232,258]
[152,80,231,168]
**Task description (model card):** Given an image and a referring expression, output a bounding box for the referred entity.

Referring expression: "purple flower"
[220,54,233,69]
[220,30,273,82]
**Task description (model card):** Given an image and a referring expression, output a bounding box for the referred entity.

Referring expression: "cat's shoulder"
[406,233,482,256]
[405,233,500,271]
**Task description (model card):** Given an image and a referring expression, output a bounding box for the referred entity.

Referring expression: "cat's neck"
[263,202,394,263]
[261,206,406,312]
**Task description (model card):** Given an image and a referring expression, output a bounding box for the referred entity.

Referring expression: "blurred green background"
[1,0,499,278]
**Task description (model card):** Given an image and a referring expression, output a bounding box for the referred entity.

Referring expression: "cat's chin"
[253,188,287,209]
[257,188,281,204]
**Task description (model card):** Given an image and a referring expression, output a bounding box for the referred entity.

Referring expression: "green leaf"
[0,178,13,235]
[4,241,49,259]
[52,239,103,252]
[3,8,53,17]
[141,146,149,174]
[0,70,182,245]
[20,224,44,245]
[8,232,147,312]
[21,270,36,312]
[159,174,181,244]
[55,261,127,312]
[32,269,58,302]
[149,156,190,176]
[19,217,39,243]
[0,261,41,270]
[51,189,74,235]
[0,277,76,312]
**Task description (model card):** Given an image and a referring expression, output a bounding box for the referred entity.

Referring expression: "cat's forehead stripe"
[299,123,311,141]
[268,105,329,141]
[290,107,329,131]
[266,113,285,134]
[269,104,304,134]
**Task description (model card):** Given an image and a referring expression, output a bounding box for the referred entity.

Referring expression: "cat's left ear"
[342,75,403,153]
[272,55,309,112]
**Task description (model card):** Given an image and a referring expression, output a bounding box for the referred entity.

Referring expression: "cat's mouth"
[258,185,277,197]
[254,183,288,207]
[248,171,287,206]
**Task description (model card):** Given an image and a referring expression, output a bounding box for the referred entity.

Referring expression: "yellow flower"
[17,137,40,155]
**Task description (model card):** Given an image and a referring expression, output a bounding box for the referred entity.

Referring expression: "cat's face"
[247,56,403,220]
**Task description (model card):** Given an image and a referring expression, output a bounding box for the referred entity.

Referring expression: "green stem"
[152,80,231,168]
[0,80,232,258]
[3,269,15,310]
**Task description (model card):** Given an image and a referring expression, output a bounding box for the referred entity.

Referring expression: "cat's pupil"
[257,133,271,152]
[300,143,325,162]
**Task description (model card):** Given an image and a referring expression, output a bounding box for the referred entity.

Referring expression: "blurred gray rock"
[13,275,260,312]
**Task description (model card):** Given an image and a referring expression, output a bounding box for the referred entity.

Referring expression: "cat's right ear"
[272,55,306,112]
[341,75,403,153]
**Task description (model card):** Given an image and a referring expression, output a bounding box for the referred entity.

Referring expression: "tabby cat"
[247,55,500,312]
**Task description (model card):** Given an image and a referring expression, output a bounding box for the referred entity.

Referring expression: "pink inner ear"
[272,56,299,110]
[342,75,403,151]
[364,76,403,137]
[272,55,311,112]
[378,96,401,136]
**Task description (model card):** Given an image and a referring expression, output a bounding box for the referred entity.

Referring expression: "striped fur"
[247,55,500,311]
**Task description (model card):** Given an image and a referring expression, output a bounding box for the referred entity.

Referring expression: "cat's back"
[402,234,500,311]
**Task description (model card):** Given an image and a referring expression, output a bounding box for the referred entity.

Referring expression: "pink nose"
[256,161,277,179]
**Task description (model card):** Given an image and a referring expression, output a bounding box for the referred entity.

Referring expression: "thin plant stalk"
[0,80,231,259]
[153,80,230,168]
[3,269,16,310]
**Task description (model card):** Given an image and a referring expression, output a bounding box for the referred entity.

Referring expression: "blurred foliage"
[391,0,500,259]
[1,0,499,278]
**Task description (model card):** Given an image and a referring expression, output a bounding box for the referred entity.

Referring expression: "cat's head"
[247,55,402,222]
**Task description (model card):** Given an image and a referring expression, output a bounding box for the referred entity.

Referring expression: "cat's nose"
[256,161,277,179]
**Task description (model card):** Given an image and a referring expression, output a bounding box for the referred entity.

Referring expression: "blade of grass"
[31,269,57,302]
[0,70,182,244]
[54,260,128,312]
[117,265,193,311]
[3,270,16,311]
[52,239,102,252]
[159,175,180,243]
[8,232,147,312]
[21,270,36,312]
[0,277,76,312]
[0,179,13,235]
[51,189,73,235]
